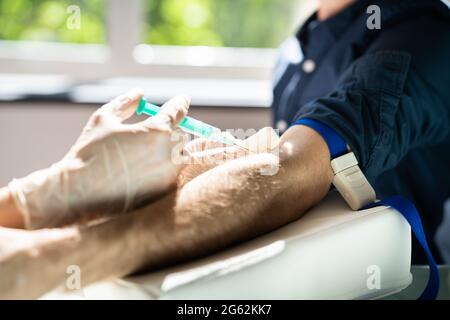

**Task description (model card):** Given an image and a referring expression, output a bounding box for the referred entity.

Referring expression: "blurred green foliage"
[0,0,299,47]
[146,0,299,48]
[0,0,104,43]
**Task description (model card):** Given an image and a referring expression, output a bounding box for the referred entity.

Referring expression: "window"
[0,0,316,106]
[0,0,105,43]
[144,0,299,48]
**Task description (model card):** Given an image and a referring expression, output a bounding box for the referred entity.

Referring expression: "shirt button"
[302,59,316,73]
[276,120,288,132]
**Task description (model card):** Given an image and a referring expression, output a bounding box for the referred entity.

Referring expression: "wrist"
[7,162,69,229]
[2,227,82,299]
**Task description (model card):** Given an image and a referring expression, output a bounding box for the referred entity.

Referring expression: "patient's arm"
[0,125,333,299]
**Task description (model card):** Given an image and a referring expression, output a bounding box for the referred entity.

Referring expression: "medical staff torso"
[272,0,450,263]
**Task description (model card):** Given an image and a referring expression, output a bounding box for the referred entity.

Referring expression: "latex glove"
[8,89,190,229]
[179,127,280,186]
[184,127,280,164]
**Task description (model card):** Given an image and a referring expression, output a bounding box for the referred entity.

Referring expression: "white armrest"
[43,192,412,299]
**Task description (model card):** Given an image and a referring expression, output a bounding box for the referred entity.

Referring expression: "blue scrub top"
[272,0,450,263]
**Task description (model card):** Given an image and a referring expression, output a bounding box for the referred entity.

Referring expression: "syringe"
[136,98,237,146]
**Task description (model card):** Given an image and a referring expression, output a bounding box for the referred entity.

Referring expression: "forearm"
[1,156,282,299]
[119,125,334,273]
[1,125,333,298]
[0,187,24,228]
[119,126,333,272]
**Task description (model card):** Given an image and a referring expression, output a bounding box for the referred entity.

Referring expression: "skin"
[0,187,22,228]
[0,125,333,298]
[1,89,190,230]
[0,0,354,230]
[317,0,356,21]
[0,0,354,298]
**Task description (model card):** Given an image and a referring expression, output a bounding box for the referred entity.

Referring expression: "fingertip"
[184,137,209,154]
[102,88,145,122]
[175,93,191,106]
[174,94,191,115]
[127,87,145,102]
[169,95,190,124]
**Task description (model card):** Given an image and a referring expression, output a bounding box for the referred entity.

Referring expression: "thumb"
[101,88,144,122]
[139,94,190,131]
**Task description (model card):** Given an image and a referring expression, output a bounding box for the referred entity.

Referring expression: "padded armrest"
[43,192,412,300]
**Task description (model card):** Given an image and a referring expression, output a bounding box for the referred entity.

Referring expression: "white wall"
[0,102,271,185]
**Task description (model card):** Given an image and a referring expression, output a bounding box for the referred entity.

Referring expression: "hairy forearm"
[1,125,333,299]
[1,155,283,298]
[95,125,333,276]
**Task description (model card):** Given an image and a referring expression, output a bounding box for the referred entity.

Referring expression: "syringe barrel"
[136,98,218,138]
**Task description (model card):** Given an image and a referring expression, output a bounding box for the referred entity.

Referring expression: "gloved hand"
[8,89,190,229]
[184,127,280,164]
[179,127,280,186]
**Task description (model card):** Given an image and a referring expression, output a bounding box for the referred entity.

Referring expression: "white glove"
[8,89,190,229]
[178,127,280,186]
[184,127,280,165]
